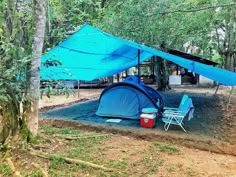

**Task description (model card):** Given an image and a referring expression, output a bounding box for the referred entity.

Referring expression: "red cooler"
[140,113,156,128]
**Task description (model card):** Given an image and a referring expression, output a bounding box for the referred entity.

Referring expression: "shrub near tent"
[96,77,163,119]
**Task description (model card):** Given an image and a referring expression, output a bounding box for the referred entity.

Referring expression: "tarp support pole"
[138,49,141,83]
[77,80,80,98]
[214,84,220,95]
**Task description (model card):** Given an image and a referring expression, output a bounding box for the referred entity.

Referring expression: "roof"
[41,24,236,86]
[167,49,218,66]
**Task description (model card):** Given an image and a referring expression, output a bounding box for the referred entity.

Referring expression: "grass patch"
[142,155,158,173]
[57,127,82,134]
[159,144,179,153]
[185,167,197,176]
[157,159,165,166]
[106,158,128,170]
[0,163,12,176]
[152,142,180,154]
[41,126,58,135]
[27,169,43,177]
[167,165,175,173]
[41,125,101,136]
[49,156,66,170]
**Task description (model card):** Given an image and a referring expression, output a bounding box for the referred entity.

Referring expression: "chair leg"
[164,122,171,131]
[179,123,186,132]
[163,116,174,131]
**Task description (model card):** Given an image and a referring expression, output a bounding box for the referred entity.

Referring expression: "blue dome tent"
[96,77,163,119]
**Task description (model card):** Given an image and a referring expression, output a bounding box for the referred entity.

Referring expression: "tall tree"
[0,0,35,143]
[211,0,236,71]
[27,0,46,137]
[99,0,235,88]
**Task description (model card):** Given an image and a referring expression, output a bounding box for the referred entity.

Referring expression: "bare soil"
[2,125,236,177]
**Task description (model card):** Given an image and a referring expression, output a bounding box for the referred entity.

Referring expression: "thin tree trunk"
[154,56,162,90]
[225,53,235,71]
[27,0,46,137]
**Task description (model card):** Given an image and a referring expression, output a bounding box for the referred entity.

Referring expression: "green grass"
[0,163,12,176]
[41,125,99,136]
[167,166,175,173]
[41,126,58,135]
[185,167,197,176]
[49,156,66,170]
[159,144,180,153]
[41,126,111,175]
[57,127,82,134]
[27,169,43,177]
[106,158,128,170]
[152,141,180,154]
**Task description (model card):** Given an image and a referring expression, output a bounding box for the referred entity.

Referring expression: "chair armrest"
[164,110,182,114]
[163,113,185,118]
[164,107,178,110]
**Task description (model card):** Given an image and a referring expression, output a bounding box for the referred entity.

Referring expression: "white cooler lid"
[142,107,158,113]
[141,114,156,119]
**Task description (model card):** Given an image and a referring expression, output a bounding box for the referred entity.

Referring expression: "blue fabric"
[41,24,236,85]
[96,79,160,119]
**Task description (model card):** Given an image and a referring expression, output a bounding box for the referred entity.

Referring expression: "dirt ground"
[1,86,235,177]
[1,122,236,177]
[39,88,103,110]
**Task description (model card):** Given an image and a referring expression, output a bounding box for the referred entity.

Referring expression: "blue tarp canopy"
[41,24,236,86]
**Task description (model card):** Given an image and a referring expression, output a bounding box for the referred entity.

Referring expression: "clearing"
[0,87,235,177]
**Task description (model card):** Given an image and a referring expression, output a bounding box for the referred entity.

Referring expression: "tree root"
[55,134,112,140]
[32,162,48,177]
[6,158,22,177]
[29,149,119,173]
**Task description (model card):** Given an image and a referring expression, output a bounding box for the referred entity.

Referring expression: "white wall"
[169,75,181,85]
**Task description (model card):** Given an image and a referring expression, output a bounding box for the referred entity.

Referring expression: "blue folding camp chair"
[162,98,194,132]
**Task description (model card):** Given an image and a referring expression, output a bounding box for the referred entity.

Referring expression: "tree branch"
[30,149,119,173]
[147,3,236,16]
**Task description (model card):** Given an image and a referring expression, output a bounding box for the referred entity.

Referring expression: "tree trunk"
[101,0,108,8]
[27,0,46,137]
[225,53,235,71]
[223,1,236,71]
[154,56,163,90]
[154,56,169,91]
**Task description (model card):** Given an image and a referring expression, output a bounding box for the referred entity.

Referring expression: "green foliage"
[99,0,235,67]
[40,81,76,99]
[0,0,36,143]
[44,0,103,49]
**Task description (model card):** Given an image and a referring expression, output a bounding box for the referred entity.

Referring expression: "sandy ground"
[39,88,103,109]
